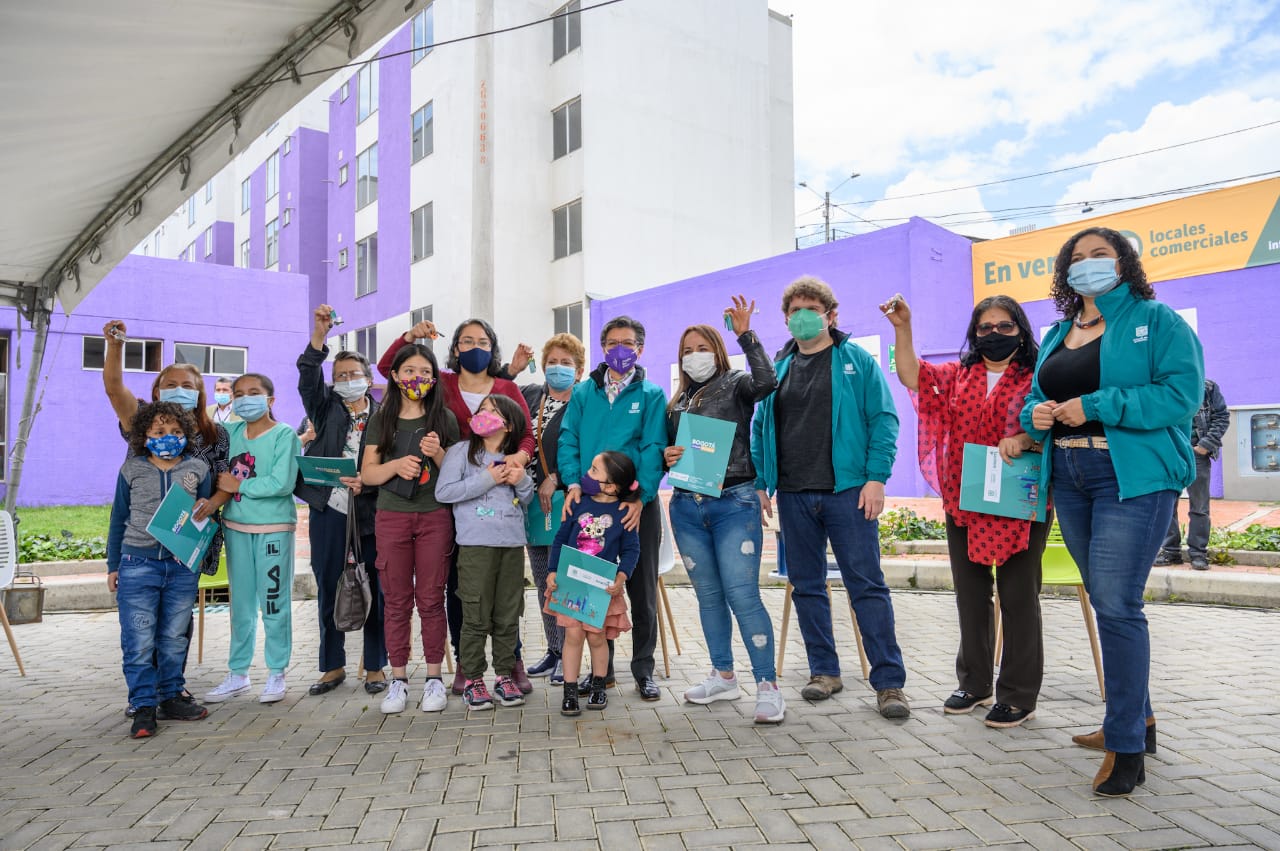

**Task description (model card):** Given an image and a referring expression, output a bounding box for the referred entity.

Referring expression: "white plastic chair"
[0,510,27,677]
[654,502,681,677]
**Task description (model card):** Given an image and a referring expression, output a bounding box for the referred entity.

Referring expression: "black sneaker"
[578,672,615,695]
[1153,551,1182,566]
[130,706,158,739]
[158,696,209,721]
[587,676,609,710]
[943,690,993,715]
[1190,557,1210,571]
[984,703,1035,728]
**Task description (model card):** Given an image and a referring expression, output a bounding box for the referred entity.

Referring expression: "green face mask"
[787,308,826,341]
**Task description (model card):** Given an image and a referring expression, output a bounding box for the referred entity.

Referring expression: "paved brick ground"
[2,587,1278,849]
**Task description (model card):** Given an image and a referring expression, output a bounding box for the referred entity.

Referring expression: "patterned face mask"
[145,434,187,459]
[396,375,435,401]
[469,409,506,437]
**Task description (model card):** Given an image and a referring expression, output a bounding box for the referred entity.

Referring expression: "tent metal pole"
[5,301,52,515]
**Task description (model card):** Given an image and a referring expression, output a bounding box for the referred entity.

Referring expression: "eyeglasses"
[975,321,1018,336]
[457,337,492,350]
[333,370,366,381]
[606,339,640,350]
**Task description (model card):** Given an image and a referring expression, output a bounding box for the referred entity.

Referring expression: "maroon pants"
[375,508,454,668]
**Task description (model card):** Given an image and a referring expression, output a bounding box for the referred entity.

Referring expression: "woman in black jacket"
[520,333,587,686]
[663,295,782,723]
[297,304,387,696]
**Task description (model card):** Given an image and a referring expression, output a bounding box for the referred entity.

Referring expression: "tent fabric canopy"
[0,0,413,315]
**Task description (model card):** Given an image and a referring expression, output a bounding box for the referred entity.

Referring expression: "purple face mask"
[579,474,603,496]
[604,345,638,374]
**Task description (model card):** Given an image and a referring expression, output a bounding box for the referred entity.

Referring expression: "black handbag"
[332,505,372,632]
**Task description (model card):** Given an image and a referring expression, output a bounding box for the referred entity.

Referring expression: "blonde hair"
[541,333,586,370]
[781,275,839,316]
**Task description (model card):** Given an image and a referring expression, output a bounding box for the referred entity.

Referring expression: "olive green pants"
[457,546,526,680]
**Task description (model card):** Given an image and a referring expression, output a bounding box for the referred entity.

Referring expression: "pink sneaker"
[463,678,493,710]
[493,676,526,707]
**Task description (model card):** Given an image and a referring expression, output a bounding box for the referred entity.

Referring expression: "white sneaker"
[205,673,251,703]
[754,681,786,724]
[684,672,741,705]
[381,679,408,714]
[420,678,448,712]
[259,673,287,703]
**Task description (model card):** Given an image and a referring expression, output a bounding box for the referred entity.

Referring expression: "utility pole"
[823,191,831,243]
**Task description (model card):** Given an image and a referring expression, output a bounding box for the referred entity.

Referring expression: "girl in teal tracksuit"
[198,373,301,705]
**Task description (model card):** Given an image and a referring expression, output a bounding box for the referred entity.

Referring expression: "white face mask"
[682,352,718,384]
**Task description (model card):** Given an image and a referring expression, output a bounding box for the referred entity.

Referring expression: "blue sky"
[772,0,1280,246]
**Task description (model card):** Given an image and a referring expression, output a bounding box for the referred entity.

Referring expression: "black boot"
[587,675,609,710]
[1093,751,1146,797]
[561,682,580,717]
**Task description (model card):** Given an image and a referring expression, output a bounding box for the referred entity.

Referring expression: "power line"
[240,0,626,94]
[834,117,1280,208]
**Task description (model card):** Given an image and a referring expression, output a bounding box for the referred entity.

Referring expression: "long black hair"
[597,450,641,503]
[446,318,505,377]
[466,394,527,466]
[376,343,449,459]
[1050,226,1154,319]
[959,295,1039,370]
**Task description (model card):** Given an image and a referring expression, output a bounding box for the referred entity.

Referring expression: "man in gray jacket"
[1156,379,1229,571]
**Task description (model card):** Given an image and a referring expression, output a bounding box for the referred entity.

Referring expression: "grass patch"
[13,504,112,539]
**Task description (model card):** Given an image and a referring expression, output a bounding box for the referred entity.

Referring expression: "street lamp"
[799,172,860,243]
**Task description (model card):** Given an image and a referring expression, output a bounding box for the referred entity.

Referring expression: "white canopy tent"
[0,0,419,510]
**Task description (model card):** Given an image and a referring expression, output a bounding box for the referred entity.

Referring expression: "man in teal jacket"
[558,316,668,701]
[751,276,910,719]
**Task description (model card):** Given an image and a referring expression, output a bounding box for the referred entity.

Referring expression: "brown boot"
[1072,715,1156,754]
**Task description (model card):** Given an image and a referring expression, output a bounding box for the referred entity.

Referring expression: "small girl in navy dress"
[546,450,640,715]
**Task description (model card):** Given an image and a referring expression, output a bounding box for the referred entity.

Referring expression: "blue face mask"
[1066,257,1121,297]
[145,434,187,459]
[545,365,577,391]
[214,392,231,406]
[158,387,200,411]
[232,395,270,422]
[458,347,493,374]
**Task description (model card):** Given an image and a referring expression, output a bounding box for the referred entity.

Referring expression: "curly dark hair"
[128,402,197,458]
[1050,227,1154,318]
[959,295,1039,370]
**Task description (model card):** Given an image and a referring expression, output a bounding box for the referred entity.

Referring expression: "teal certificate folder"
[146,485,218,572]
[297,455,357,488]
[524,491,565,546]
[958,443,1047,522]
[547,546,616,629]
[666,412,738,497]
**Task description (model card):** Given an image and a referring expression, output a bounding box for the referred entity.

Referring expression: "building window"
[411,306,434,344]
[357,61,379,123]
[240,178,251,213]
[412,4,434,63]
[283,208,292,227]
[356,234,378,296]
[186,197,196,226]
[338,163,348,185]
[552,98,582,159]
[354,325,378,362]
[265,218,279,267]
[338,247,349,269]
[174,343,247,376]
[283,136,292,155]
[341,80,349,101]
[412,102,434,163]
[552,0,581,61]
[203,227,213,257]
[411,203,433,263]
[204,181,213,203]
[186,242,196,263]
[356,145,378,209]
[553,302,583,339]
[240,239,250,268]
[266,152,280,200]
[553,199,582,259]
[82,337,163,372]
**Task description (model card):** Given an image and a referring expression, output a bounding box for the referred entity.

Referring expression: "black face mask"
[973,332,1022,362]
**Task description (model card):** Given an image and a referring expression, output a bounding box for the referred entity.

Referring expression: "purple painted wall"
[591,218,977,496]
[0,255,310,507]
[207,220,234,266]
[292,127,331,309]
[249,159,266,270]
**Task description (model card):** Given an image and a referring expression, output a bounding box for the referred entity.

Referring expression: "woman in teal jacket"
[1020,226,1203,798]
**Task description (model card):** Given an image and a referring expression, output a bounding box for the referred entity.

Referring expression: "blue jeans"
[1051,447,1176,753]
[116,554,200,708]
[776,488,906,690]
[670,483,776,682]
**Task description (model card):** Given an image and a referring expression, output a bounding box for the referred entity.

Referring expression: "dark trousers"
[1161,452,1212,560]
[604,498,662,680]
[945,515,1048,710]
[310,506,387,673]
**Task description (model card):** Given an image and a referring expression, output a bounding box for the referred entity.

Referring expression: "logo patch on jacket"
[1133,325,1149,343]
[630,402,641,413]
[843,363,856,375]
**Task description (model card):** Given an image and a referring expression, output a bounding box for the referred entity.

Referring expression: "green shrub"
[1209,524,1280,553]
[879,508,946,542]
[18,532,107,563]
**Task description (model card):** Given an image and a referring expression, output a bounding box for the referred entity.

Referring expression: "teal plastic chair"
[995,524,1105,698]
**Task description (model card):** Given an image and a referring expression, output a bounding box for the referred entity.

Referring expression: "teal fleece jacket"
[557,364,668,503]
[222,421,302,526]
[1020,285,1204,500]
[751,328,899,495]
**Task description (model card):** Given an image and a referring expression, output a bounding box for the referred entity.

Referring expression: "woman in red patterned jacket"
[882,293,1049,729]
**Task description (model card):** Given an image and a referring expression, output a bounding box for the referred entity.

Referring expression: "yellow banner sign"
[971,177,1280,304]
